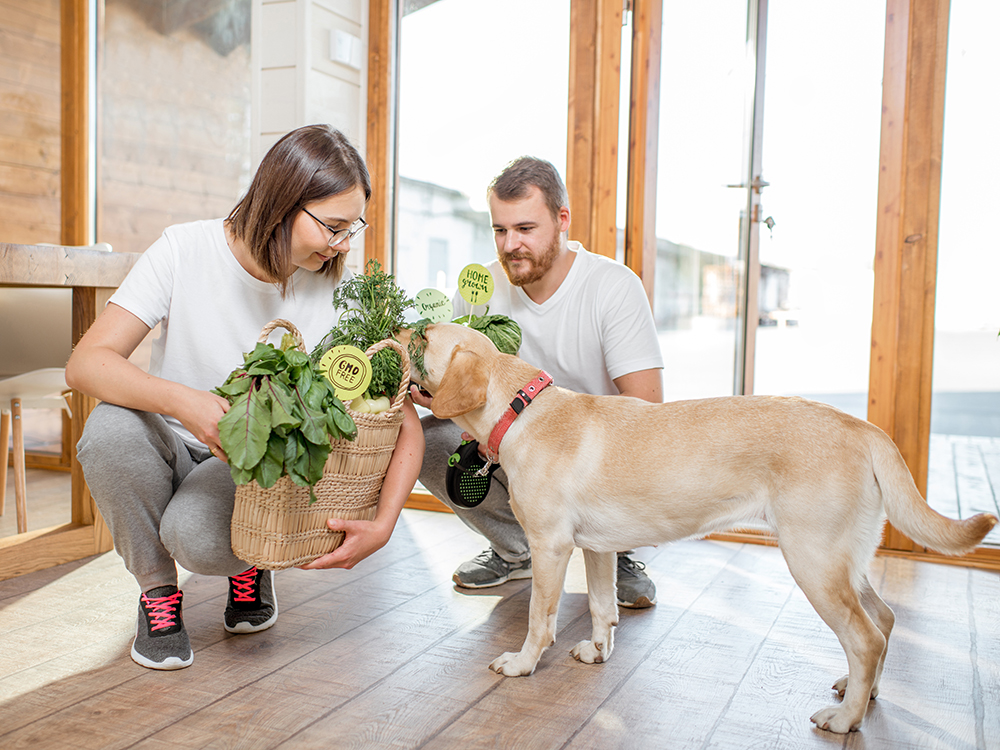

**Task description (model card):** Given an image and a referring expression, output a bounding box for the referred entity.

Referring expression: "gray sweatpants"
[77,403,252,593]
[419,415,530,563]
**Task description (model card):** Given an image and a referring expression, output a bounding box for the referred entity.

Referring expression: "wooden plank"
[566,0,622,259]
[404,489,451,513]
[869,0,950,550]
[60,0,89,245]
[624,0,661,305]
[953,441,995,517]
[859,556,982,748]
[0,0,60,25]
[927,433,960,517]
[981,442,1000,546]
[0,522,102,581]
[0,78,60,118]
[0,132,61,171]
[0,243,140,288]
[0,162,59,198]
[565,0,597,253]
[364,0,393,271]
[970,565,1000,745]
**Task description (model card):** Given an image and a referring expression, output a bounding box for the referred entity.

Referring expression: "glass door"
[749,0,886,417]
[927,0,1000,548]
[655,0,885,409]
[394,0,571,298]
[654,0,762,401]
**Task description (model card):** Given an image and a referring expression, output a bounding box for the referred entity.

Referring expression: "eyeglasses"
[302,208,368,247]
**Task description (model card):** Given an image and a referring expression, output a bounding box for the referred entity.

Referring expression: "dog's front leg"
[570,549,618,664]
[490,545,573,677]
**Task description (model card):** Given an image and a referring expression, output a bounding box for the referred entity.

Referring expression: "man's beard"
[498,234,561,287]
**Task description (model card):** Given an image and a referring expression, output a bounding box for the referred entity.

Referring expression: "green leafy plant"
[407,310,522,388]
[312,259,414,401]
[213,339,357,499]
[453,310,522,355]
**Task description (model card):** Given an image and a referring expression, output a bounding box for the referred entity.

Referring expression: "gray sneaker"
[131,585,194,670]
[616,553,656,608]
[453,549,532,589]
[225,567,278,634]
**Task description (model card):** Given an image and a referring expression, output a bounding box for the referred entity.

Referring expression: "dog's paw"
[570,639,609,664]
[489,652,537,677]
[810,705,863,734]
[832,675,879,700]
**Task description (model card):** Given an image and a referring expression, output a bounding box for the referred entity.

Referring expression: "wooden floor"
[2,502,999,749]
[929,434,1000,547]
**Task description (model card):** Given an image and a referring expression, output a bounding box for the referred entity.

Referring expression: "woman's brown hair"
[227,124,371,294]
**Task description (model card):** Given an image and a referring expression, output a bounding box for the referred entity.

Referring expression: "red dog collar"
[485,371,553,464]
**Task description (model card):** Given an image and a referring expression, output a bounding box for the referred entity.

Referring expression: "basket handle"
[364,338,411,415]
[257,319,306,353]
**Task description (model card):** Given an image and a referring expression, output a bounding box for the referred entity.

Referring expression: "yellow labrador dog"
[401,323,997,734]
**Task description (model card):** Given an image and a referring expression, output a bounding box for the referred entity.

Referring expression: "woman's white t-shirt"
[110,218,348,447]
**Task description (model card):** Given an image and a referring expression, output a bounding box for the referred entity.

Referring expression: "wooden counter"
[0,242,141,580]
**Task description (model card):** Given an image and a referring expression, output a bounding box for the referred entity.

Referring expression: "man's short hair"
[488,157,569,222]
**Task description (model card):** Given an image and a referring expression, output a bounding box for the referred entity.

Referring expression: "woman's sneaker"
[132,585,194,670]
[224,567,278,633]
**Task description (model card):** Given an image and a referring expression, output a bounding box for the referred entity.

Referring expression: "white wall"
[253,0,369,272]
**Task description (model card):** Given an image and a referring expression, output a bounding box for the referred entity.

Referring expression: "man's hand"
[409,383,434,409]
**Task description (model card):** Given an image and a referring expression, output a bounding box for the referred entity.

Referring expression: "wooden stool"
[0,368,72,534]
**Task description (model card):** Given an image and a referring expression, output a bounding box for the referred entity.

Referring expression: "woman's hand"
[174,388,232,461]
[298,518,392,570]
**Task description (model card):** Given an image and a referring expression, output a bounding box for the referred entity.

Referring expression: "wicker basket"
[230,319,410,570]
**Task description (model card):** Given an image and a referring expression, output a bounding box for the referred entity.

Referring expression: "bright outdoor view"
[395,0,998,546]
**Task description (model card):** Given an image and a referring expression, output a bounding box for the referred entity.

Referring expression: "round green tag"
[414,288,453,323]
[319,345,372,400]
[457,263,494,306]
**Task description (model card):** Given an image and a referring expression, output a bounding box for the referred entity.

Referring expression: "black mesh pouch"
[445,439,500,509]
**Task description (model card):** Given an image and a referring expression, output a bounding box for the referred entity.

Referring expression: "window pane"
[927,0,1000,544]
[654,0,753,400]
[751,0,884,419]
[395,0,570,295]
[98,0,253,255]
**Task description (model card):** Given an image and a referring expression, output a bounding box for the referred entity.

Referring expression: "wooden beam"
[365,0,395,272]
[0,243,139,287]
[60,0,90,246]
[566,0,623,259]
[869,0,950,550]
[624,0,662,304]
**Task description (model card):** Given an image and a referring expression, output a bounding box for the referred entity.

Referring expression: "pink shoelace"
[229,567,259,603]
[140,590,183,632]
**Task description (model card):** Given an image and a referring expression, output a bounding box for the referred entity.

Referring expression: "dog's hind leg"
[780,546,885,733]
[490,542,574,677]
[571,549,618,664]
[832,574,894,700]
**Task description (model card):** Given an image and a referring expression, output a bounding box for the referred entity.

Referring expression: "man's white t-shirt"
[453,242,663,396]
[110,218,348,447]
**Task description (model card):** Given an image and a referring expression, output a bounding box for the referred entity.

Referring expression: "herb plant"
[213,339,357,499]
[312,259,415,400]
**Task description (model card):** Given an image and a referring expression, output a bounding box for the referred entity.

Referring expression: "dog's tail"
[868,426,997,555]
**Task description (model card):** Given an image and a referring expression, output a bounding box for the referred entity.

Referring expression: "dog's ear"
[431,349,489,418]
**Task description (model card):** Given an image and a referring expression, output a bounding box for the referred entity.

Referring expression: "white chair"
[0,368,72,534]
